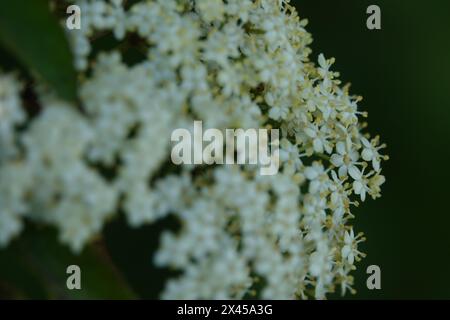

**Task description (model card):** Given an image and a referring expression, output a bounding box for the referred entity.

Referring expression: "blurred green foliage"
[0,225,135,299]
[0,0,77,102]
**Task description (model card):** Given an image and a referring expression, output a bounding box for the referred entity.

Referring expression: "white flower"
[268,103,290,121]
[196,0,225,23]
[361,136,387,172]
[304,124,333,154]
[349,165,370,201]
[279,138,303,172]
[341,229,366,265]
[330,141,360,178]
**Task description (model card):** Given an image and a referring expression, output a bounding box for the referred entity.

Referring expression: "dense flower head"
[0,0,387,298]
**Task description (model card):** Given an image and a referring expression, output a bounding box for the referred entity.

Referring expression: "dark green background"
[295,0,450,298]
[1,0,449,299]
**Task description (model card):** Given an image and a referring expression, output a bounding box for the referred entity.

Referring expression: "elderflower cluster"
[0,0,387,299]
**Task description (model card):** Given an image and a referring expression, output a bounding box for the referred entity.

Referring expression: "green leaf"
[0,226,136,299]
[104,214,181,299]
[0,0,77,102]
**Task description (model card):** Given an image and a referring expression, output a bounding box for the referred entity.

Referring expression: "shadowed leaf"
[0,0,77,101]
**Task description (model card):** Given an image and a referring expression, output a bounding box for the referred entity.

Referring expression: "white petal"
[313,138,323,153]
[344,231,352,244]
[310,180,320,193]
[305,167,319,180]
[373,158,380,172]
[350,150,360,162]
[341,245,351,258]
[336,141,346,155]
[348,252,355,264]
[360,190,366,201]
[331,192,339,205]
[362,148,374,162]
[304,127,317,138]
[318,53,327,69]
[330,154,344,167]
[325,143,333,154]
[353,181,363,194]
[338,165,348,179]
[333,207,344,222]
[331,170,339,181]
[348,165,362,180]
[361,137,371,148]
[268,107,281,120]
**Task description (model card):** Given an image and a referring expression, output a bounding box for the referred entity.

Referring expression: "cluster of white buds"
[0,0,387,299]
